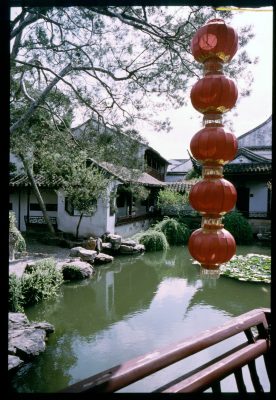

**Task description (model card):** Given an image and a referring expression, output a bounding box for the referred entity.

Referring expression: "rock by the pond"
[61,259,94,280]
[9,328,46,359]
[94,253,114,264]
[121,239,137,247]
[102,242,112,251]
[8,313,54,372]
[30,321,55,335]
[106,234,122,250]
[133,244,145,253]
[119,244,135,254]
[119,244,145,254]
[8,355,24,372]
[69,247,97,263]
[9,312,29,330]
[82,237,97,251]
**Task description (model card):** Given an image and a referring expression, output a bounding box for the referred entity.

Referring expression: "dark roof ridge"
[237,115,272,142]
[237,147,272,163]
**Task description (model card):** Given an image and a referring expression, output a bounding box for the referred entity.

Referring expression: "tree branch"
[10,63,72,134]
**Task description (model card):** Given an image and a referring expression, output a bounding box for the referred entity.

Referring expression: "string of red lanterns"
[188,19,239,274]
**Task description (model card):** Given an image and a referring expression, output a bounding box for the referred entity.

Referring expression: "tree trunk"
[76,213,84,240]
[21,157,55,235]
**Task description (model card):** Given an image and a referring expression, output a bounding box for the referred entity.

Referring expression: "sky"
[138,7,273,161]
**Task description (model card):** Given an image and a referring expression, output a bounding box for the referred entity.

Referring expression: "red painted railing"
[60,308,271,393]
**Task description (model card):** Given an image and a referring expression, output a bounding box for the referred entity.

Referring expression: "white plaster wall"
[10,189,57,231]
[115,219,151,238]
[249,183,268,212]
[57,181,117,237]
[9,192,20,227]
[58,192,107,237]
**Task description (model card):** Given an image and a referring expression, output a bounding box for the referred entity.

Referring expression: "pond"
[10,243,271,393]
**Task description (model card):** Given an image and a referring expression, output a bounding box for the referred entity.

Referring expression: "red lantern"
[191,19,238,63]
[190,125,238,164]
[188,228,236,269]
[189,178,237,216]
[190,75,238,114]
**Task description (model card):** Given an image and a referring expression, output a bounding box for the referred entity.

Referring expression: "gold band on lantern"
[203,113,223,126]
[197,52,231,63]
[201,217,224,230]
[202,165,224,178]
[198,105,231,114]
[203,59,224,75]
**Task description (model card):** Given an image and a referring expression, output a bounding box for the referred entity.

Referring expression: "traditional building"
[9,119,169,238]
[165,159,193,182]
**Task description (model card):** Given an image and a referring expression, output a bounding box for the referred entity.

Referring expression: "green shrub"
[62,264,85,280]
[157,188,188,216]
[223,211,253,244]
[9,273,24,312]
[154,217,190,244]
[21,258,63,306]
[138,230,169,252]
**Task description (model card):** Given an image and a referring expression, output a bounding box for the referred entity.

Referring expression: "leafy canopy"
[10,6,257,136]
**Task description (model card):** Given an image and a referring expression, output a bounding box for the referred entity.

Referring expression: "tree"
[10,84,110,235]
[53,153,110,239]
[10,6,257,233]
[10,6,256,136]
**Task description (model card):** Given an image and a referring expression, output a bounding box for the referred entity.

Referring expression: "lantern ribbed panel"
[190,75,238,114]
[189,18,238,271]
[190,126,238,163]
[188,228,236,268]
[191,19,238,63]
[189,178,237,216]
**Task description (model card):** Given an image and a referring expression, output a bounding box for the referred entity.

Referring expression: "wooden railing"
[24,216,57,225]
[60,308,271,393]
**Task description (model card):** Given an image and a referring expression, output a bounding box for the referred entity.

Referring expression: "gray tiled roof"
[10,174,63,187]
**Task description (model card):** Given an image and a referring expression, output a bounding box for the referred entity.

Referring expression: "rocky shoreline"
[9,313,54,373]
[9,234,145,279]
[9,234,146,373]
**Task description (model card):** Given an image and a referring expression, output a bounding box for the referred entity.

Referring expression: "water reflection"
[11,244,270,393]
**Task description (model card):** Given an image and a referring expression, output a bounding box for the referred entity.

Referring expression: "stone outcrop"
[106,234,122,250]
[69,247,97,264]
[119,244,145,254]
[94,253,114,264]
[121,239,137,247]
[61,259,95,280]
[8,313,54,373]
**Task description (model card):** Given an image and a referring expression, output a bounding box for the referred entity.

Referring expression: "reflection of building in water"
[93,262,159,324]
[105,271,115,320]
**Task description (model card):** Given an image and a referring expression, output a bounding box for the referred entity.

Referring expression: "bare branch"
[10,63,72,134]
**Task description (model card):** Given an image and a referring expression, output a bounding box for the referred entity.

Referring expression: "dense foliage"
[154,217,190,245]
[223,211,253,244]
[220,254,271,283]
[10,6,256,136]
[157,188,189,216]
[9,274,25,312]
[9,258,64,312]
[138,230,169,251]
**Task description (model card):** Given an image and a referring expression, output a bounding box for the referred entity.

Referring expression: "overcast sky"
[139,7,273,161]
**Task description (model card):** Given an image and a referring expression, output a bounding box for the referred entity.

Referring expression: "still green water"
[10,244,271,393]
